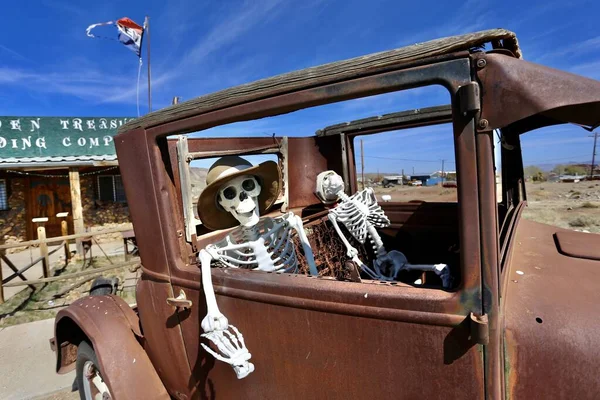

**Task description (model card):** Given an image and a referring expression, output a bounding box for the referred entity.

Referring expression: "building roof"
[0,155,117,167]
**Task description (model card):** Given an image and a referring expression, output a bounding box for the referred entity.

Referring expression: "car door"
[169,137,485,400]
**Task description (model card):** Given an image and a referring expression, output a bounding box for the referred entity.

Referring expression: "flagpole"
[145,16,152,113]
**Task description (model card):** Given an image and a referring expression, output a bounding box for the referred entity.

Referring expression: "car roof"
[120,29,518,134]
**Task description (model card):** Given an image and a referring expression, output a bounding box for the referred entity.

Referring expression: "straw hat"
[197,156,281,231]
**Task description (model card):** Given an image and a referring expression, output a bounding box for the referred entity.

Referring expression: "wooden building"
[0,116,134,245]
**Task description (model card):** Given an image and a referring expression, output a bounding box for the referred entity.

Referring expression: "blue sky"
[1,0,599,173]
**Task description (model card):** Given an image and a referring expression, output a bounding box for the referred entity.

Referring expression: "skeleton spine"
[236,224,261,243]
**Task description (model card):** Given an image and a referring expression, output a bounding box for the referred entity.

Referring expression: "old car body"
[52,29,600,399]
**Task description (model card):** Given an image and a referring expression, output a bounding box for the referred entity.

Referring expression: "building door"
[28,178,73,239]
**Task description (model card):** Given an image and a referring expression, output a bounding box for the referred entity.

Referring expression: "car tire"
[89,276,118,296]
[75,341,111,400]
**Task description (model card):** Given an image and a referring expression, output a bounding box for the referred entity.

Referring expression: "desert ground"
[524,181,600,233]
[372,181,600,233]
[372,184,458,202]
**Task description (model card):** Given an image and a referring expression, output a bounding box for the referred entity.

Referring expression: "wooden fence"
[0,225,138,304]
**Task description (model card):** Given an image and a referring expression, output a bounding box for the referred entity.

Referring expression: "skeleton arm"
[329,212,358,258]
[288,214,319,276]
[200,249,228,332]
[329,211,380,279]
[199,248,255,379]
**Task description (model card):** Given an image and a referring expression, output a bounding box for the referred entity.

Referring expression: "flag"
[116,18,144,57]
[86,17,145,58]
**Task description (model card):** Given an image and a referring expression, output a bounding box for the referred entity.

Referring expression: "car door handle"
[167,290,192,309]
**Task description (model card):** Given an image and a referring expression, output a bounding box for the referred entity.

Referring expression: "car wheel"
[89,276,118,296]
[76,341,111,400]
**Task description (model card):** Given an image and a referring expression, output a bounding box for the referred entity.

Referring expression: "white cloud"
[0,0,296,108]
[521,136,592,149]
[569,59,600,80]
[539,36,600,62]
[0,44,31,63]
[92,0,293,107]
[0,66,135,103]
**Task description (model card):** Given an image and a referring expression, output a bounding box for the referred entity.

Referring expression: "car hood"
[503,219,600,399]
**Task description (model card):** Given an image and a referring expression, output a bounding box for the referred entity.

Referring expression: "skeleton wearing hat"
[197,156,318,379]
[315,170,451,288]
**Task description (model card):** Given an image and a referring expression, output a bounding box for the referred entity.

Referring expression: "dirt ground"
[372,181,600,233]
[33,388,79,400]
[372,184,458,202]
[0,255,139,328]
[524,181,600,233]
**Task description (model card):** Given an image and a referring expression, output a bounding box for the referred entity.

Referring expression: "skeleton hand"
[201,325,255,379]
[434,264,452,289]
[347,246,359,259]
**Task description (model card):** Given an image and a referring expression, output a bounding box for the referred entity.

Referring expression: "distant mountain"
[533,161,592,172]
[190,167,208,201]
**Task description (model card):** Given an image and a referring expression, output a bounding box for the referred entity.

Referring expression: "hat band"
[214,164,252,181]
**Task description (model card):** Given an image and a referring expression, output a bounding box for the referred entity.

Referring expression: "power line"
[525,153,591,163]
[363,155,456,164]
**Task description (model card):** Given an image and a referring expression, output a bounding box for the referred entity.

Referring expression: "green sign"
[0,117,134,159]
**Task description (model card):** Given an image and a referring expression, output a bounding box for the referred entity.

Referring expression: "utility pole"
[412,166,415,176]
[590,132,598,179]
[401,169,404,186]
[360,139,365,190]
[441,159,446,186]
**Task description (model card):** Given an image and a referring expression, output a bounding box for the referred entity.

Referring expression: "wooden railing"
[0,225,137,304]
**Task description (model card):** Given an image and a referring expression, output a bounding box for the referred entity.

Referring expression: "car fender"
[54,294,169,400]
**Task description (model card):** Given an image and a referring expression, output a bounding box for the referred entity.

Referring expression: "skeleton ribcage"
[331,189,390,243]
[208,216,298,273]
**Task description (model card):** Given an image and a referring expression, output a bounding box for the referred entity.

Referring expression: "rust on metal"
[470,312,489,345]
[54,295,170,399]
[120,29,519,133]
[475,53,600,131]
[503,220,600,398]
[47,28,600,399]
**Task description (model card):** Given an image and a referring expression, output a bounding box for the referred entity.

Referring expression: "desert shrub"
[581,202,599,209]
[569,216,597,227]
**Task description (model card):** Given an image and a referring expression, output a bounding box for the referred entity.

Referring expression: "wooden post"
[57,212,70,261]
[0,251,5,304]
[69,168,85,255]
[124,237,129,261]
[33,217,50,278]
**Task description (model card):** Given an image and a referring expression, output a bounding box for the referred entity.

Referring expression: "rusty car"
[51,29,600,399]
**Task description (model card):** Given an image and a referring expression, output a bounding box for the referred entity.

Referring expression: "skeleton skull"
[217,175,261,227]
[316,170,345,203]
